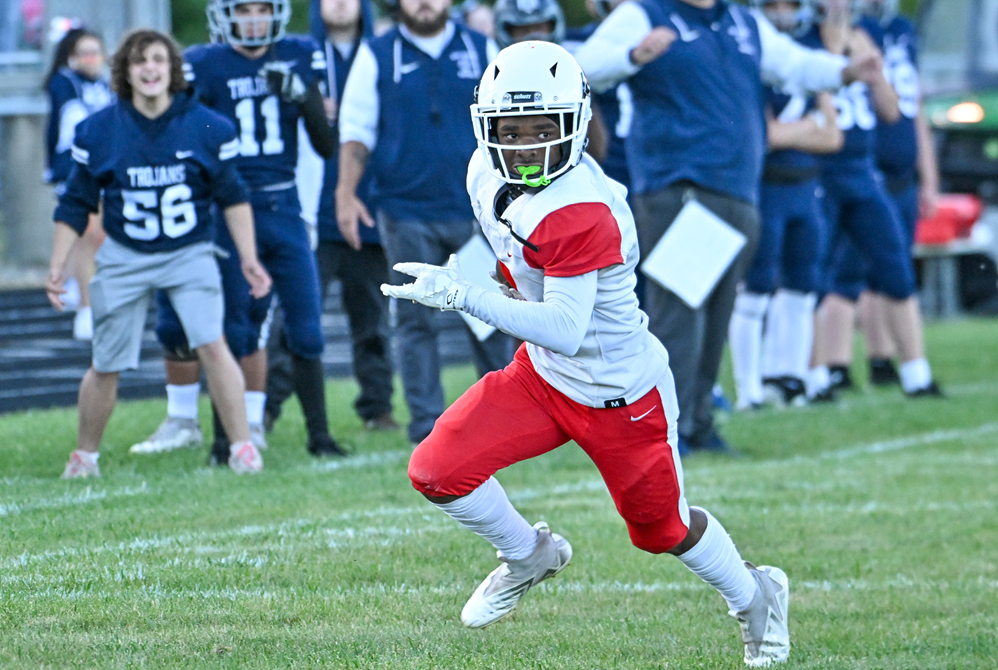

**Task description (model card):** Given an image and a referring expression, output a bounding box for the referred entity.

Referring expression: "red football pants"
[409,346,691,554]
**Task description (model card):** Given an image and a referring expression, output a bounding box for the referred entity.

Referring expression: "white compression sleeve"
[462,271,598,357]
[437,477,538,560]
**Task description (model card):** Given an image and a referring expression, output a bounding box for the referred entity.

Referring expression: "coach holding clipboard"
[574,0,885,454]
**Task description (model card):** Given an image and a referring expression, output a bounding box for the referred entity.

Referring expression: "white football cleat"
[249,422,268,451]
[228,440,263,474]
[129,417,203,454]
[461,521,572,628]
[730,562,790,667]
[61,450,101,479]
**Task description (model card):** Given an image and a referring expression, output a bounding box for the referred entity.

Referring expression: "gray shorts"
[89,238,223,373]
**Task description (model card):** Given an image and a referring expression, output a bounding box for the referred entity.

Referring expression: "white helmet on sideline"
[471,41,592,187]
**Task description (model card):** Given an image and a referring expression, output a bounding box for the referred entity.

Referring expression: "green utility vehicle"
[918,0,998,311]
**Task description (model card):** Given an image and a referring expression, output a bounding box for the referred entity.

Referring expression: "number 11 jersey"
[183,37,326,190]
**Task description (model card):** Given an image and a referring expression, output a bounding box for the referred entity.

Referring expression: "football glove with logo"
[259,61,308,104]
[382,254,470,311]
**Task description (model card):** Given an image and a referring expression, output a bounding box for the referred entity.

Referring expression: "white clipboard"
[455,234,501,341]
[640,200,747,309]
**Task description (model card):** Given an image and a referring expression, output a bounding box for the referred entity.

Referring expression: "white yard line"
[4,421,996,572]
[0,482,151,518]
[3,575,995,603]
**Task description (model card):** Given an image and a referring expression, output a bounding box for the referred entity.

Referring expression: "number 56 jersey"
[467,150,672,409]
[183,37,325,190]
[55,91,248,254]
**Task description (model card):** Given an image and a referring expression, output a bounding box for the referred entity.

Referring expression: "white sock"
[760,291,787,380]
[899,358,932,393]
[729,292,770,407]
[74,450,99,463]
[245,391,266,426]
[437,477,538,560]
[676,508,758,613]
[782,291,817,380]
[806,365,830,398]
[166,383,200,420]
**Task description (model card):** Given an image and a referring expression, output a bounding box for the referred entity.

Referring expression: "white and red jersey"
[466,150,671,408]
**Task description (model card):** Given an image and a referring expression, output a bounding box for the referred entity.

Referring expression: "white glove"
[259,61,308,104]
[381,254,470,311]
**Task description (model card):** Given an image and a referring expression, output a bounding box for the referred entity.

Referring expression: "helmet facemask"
[207,0,291,47]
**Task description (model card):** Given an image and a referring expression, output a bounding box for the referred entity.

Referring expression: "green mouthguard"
[517,165,551,187]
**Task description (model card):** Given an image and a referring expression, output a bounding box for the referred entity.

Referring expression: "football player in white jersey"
[382,41,790,668]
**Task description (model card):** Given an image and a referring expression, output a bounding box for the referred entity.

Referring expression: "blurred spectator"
[47,29,270,478]
[574,0,884,454]
[266,0,400,433]
[457,0,494,37]
[492,0,563,47]
[44,28,113,340]
[336,0,514,446]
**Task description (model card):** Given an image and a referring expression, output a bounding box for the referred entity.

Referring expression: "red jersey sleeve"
[522,202,623,277]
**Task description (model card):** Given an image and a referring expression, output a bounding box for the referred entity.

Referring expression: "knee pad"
[282,317,325,359]
[155,296,192,358]
[626,517,690,555]
[871,263,916,301]
[407,433,479,498]
[830,277,865,303]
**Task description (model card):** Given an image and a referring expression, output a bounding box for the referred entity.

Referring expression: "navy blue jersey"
[367,24,490,222]
[54,91,249,253]
[628,0,765,203]
[763,84,820,179]
[45,68,114,184]
[801,25,876,167]
[868,16,919,177]
[564,24,632,188]
[184,36,326,189]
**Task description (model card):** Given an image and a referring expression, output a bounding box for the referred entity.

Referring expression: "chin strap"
[517,165,551,188]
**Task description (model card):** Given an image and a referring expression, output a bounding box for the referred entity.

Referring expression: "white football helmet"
[207,0,291,47]
[493,0,566,49]
[471,41,592,186]
[861,0,898,25]
[751,0,816,37]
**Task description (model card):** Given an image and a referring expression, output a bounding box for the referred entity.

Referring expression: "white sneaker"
[229,440,263,474]
[461,521,572,628]
[730,563,790,667]
[129,417,203,454]
[61,450,101,479]
[249,423,268,451]
[73,306,93,341]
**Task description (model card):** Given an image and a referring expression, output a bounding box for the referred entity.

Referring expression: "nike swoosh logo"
[176,150,194,159]
[399,62,419,75]
[630,406,657,422]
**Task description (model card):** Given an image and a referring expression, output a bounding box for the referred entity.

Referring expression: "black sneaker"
[906,381,944,398]
[207,441,230,467]
[307,434,349,458]
[686,432,742,457]
[808,387,838,404]
[869,358,900,386]
[828,365,854,391]
[762,376,807,407]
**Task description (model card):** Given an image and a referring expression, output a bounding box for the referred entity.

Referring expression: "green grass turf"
[2,318,997,668]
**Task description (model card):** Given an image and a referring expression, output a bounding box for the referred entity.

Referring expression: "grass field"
[2,318,997,669]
